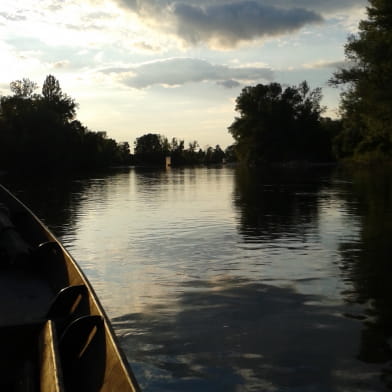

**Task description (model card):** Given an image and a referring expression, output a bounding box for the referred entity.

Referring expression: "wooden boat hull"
[0,184,140,391]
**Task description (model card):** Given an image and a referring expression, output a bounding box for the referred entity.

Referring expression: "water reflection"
[1,172,87,238]
[2,167,392,390]
[233,166,332,241]
[333,168,392,386]
[114,276,384,392]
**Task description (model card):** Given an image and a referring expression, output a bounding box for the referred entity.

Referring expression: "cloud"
[172,2,322,47]
[0,11,27,22]
[63,9,116,31]
[116,0,365,15]
[303,60,347,69]
[102,58,274,88]
[45,0,67,12]
[65,22,102,31]
[117,0,138,10]
[255,0,366,14]
[217,80,242,89]
[133,41,162,52]
[114,0,366,48]
[52,60,71,69]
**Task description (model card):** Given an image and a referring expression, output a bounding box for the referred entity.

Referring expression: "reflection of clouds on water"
[113,278,383,392]
[5,166,392,390]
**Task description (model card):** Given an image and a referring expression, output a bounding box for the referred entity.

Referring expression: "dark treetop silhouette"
[0,75,130,172]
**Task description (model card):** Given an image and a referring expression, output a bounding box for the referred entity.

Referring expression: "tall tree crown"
[42,74,62,101]
[329,0,392,159]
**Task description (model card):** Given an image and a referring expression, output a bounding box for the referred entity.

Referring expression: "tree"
[207,145,225,164]
[42,75,62,101]
[228,81,328,165]
[330,0,392,160]
[41,74,77,121]
[0,75,128,171]
[170,137,185,165]
[10,78,38,98]
[224,144,237,163]
[183,140,200,164]
[134,133,169,165]
[118,142,131,163]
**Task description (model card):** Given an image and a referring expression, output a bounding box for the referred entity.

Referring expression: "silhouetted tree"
[330,0,392,161]
[228,81,330,165]
[224,144,237,163]
[0,75,129,171]
[213,145,225,163]
[132,133,225,166]
[118,142,131,164]
[10,78,38,98]
[41,74,77,122]
[42,75,62,100]
[320,117,343,159]
[183,141,202,165]
[170,137,185,165]
[204,145,225,164]
[134,133,169,165]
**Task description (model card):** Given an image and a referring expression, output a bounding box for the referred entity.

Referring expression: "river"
[2,165,392,391]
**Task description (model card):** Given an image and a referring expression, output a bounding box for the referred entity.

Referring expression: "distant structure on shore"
[165,156,171,168]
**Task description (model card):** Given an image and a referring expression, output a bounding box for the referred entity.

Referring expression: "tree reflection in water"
[114,166,392,391]
[2,166,392,390]
[335,168,392,388]
[233,166,328,241]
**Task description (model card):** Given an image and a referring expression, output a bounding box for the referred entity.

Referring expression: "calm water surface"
[3,166,392,391]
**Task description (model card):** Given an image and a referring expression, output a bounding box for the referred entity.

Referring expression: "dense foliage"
[228,81,337,165]
[0,75,130,171]
[331,0,392,161]
[134,133,226,166]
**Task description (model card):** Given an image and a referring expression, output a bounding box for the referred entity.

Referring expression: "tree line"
[1,0,389,170]
[0,75,229,171]
[0,75,130,172]
[229,0,391,165]
[133,133,228,166]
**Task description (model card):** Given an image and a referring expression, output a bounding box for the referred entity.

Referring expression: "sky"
[1,0,367,150]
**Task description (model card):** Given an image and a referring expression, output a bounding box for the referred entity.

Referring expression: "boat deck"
[0,269,54,328]
[0,268,55,390]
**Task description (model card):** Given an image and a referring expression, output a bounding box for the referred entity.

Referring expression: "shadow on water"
[233,166,332,241]
[1,171,88,237]
[233,165,392,388]
[0,168,129,237]
[114,277,384,392]
[334,167,392,387]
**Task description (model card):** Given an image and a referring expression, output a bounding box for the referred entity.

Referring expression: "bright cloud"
[303,60,347,70]
[102,58,274,88]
